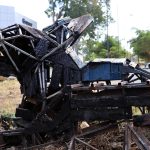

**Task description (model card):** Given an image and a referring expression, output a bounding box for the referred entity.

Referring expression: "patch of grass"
[0,78,22,115]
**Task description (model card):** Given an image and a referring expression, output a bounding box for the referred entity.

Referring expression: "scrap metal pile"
[0,14,150,149]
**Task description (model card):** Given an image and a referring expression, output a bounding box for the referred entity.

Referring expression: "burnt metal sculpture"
[0,14,150,148]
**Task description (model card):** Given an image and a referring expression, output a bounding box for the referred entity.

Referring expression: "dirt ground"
[0,77,22,115]
[0,77,149,150]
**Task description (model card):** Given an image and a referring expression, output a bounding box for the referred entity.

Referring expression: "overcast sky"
[109,0,150,50]
[0,0,150,50]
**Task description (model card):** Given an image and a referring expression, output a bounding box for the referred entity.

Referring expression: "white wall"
[0,5,15,28]
[0,5,37,29]
[15,13,37,28]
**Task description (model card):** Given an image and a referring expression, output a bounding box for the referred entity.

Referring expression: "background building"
[0,5,37,28]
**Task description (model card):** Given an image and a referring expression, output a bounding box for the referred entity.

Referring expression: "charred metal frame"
[1,14,150,149]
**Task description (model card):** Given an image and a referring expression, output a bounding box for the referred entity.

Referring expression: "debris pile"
[0,14,150,149]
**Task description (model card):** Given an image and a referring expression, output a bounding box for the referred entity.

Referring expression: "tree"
[130,29,150,62]
[83,36,131,60]
[45,0,111,38]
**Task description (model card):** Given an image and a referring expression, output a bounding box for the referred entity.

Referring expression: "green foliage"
[83,36,131,61]
[45,0,111,38]
[1,112,15,118]
[45,0,129,61]
[130,29,150,62]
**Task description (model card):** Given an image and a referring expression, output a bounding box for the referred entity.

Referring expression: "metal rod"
[129,77,139,83]
[4,35,33,40]
[32,134,36,145]
[0,128,24,135]
[128,125,150,150]
[72,82,150,91]
[124,124,131,150]
[138,107,146,114]
[46,90,62,100]
[49,25,62,34]
[134,67,150,79]
[38,67,43,95]
[41,100,46,112]
[75,137,99,150]
[1,44,20,72]
[36,133,43,144]
[41,62,46,95]
[48,33,56,39]
[30,39,35,49]
[127,74,134,82]
[44,35,60,46]
[4,41,38,61]
[18,26,22,35]
[41,36,74,61]
[0,31,3,39]
[68,136,75,150]
[1,24,18,32]
[61,28,64,44]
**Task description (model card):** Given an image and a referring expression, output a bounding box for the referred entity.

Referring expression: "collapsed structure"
[0,14,150,148]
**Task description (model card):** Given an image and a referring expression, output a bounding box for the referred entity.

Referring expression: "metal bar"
[1,44,20,72]
[75,137,99,150]
[1,24,18,32]
[72,95,150,107]
[4,35,33,40]
[48,33,56,39]
[128,125,150,150]
[32,134,36,145]
[129,77,139,83]
[4,41,38,61]
[40,36,74,61]
[124,125,131,150]
[46,90,62,100]
[134,67,150,79]
[0,128,24,135]
[72,83,150,92]
[30,39,35,49]
[18,26,22,35]
[38,67,43,95]
[34,62,41,74]
[127,74,135,82]
[19,25,57,47]
[49,25,62,34]
[138,107,146,114]
[41,100,46,112]
[36,133,43,144]
[136,127,150,146]
[0,144,6,149]
[135,73,141,79]
[44,35,60,46]
[0,31,3,39]
[61,28,64,44]
[41,62,46,95]
[68,136,75,150]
